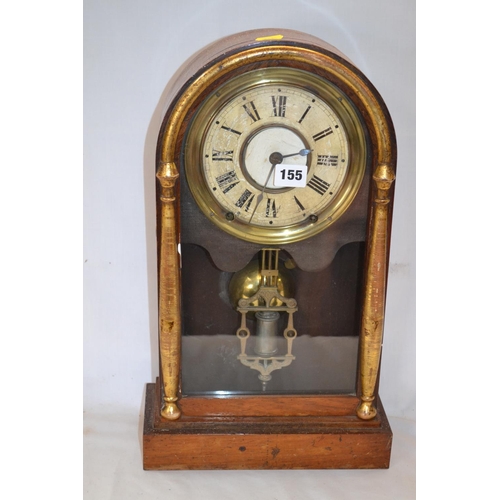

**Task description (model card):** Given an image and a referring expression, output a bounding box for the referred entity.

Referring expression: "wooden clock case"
[143,29,397,470]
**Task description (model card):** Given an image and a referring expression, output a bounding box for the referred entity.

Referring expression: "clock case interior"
[143,29,397,470]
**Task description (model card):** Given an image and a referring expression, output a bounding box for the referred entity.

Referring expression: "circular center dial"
[202,84,350,227]
[244,127,307,189]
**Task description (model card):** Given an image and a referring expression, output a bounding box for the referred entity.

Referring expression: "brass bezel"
[184,68,367,244]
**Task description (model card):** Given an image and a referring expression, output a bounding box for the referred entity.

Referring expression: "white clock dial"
[202,84,349,228]
[184,67,366,244]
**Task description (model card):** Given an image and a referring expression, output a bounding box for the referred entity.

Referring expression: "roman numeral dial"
[196,77,354,231]
[212,150,234,161]
[242,101,261,122]
[317,155,339,167]
[271,95,287,117]
[313,127,333,142]
[307,175,330,196]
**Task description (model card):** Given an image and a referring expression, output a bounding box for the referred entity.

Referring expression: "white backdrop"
[82,1,415,497]
[84,0,415,421]
[84,0,415,419]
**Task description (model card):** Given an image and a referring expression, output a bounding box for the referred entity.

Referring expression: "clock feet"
[161,400,181,421]
[356,398,377,420]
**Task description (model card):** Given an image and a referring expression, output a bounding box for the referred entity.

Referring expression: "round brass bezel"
[184,67,367,244]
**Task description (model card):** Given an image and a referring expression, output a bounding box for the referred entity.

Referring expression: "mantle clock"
[143,29,397,470]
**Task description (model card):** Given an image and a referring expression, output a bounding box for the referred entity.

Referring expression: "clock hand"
[281,148,313,159]
[249,161,277,223]
[248,149,312,223]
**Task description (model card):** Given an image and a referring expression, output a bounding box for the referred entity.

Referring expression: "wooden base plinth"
[143,382,392,470]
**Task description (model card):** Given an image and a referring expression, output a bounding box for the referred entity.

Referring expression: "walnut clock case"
[143,29,397,470]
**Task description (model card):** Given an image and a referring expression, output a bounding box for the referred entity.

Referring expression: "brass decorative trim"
[357,163,395,420]
[156,161,181,420]
[158,46,394,166]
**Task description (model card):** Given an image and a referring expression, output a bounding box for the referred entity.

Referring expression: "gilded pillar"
[357,163,395,420]
[156,161,182,420]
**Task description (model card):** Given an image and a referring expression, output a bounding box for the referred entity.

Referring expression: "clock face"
[184,68,367,244]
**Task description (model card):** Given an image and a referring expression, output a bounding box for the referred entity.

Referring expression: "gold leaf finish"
[156,161,182,420]
[357,163,395,420]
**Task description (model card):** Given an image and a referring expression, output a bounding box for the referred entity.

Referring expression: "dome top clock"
[144,29,397,471]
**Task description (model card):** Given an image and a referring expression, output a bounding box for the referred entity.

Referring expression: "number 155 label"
[273,164,307,188]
